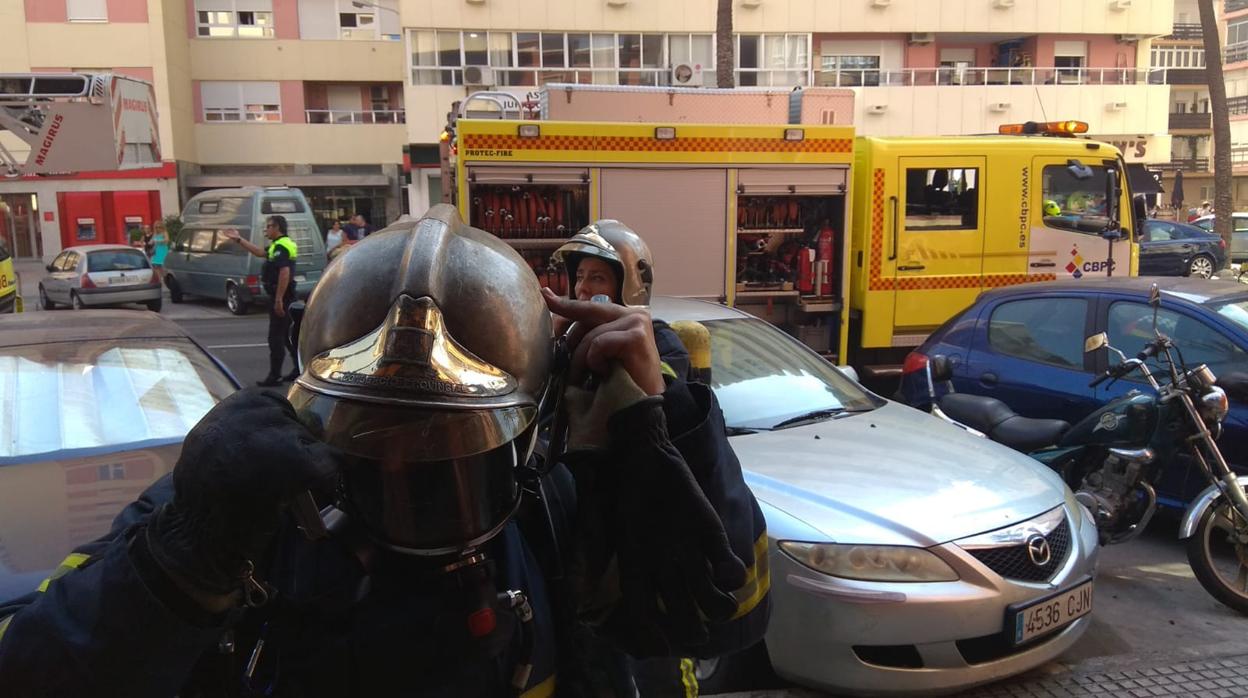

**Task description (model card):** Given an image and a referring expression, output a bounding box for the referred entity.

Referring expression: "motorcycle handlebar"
[1137,341,1161,362]
[1089,370,1112,388]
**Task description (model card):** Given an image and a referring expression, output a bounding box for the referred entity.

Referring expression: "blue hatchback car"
[899,277,1248,507]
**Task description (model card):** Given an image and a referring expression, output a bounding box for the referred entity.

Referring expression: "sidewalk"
[13,258,235,320]
[714,647,1248,698]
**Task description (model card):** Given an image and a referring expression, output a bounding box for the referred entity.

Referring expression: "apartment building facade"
[399,0,1176,216]
[1,0,407,261]
[0,0,1179,259]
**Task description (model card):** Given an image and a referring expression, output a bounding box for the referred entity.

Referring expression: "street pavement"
[17,257,1248,696]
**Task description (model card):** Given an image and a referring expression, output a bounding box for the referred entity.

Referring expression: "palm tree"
[1199,0,1233,251]
[716,0,734,88]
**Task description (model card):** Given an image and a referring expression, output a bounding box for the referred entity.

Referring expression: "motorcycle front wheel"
[1186,495,1248,615]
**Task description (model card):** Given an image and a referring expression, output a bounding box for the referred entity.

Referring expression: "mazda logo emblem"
[1026,534,1052,567]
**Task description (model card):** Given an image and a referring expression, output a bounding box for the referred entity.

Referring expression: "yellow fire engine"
[450,114,1139,372]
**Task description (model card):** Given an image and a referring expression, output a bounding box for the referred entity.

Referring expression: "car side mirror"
[1133,194,1149,224]
[1085,332,1108,353]
[930,355,954,382]
[45,264,55,272]
[1218,372,1248,403]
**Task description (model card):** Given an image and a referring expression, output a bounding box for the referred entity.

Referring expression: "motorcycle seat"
[939,393,1071,453]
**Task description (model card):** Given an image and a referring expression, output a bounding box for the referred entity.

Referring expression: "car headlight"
[778,541,959,582]
[1201,386,1230,425]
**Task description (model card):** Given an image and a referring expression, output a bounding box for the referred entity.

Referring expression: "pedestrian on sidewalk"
[222,215,298,386]
[149,220,169,284]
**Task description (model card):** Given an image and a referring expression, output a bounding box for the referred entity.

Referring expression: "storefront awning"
[1126,163,1163,195]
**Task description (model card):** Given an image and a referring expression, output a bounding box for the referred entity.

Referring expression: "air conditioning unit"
[867,104,888,115]
[1110,0,1133,9]
[993,0,1015,7]
[989,101,1011,112]
[1107,101,1129,111]
[870,0,891,6]
[606,0,628,6]
[909,32,935,44]
[464,66,495,86]
[740,0,762,6]
[671,62,704,86]
[1118,34,1149,42]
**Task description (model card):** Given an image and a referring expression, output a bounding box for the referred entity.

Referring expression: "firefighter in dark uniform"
[0,206,769,698]
[223,215,299,386]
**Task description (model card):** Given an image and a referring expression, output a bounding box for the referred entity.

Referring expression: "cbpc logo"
[1065,245,1085,279]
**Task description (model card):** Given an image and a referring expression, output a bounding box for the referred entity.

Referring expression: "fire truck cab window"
[904,168,979,230]
[1041,164,1112,235]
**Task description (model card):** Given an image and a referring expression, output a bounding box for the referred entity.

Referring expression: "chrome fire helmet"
[552,219,654,307]
[288,204,552,556]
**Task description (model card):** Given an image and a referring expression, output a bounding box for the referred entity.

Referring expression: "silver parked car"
[650,297,1099,696]
[38,244,162,312]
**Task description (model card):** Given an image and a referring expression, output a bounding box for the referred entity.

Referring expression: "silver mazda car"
[652,297,1098,696]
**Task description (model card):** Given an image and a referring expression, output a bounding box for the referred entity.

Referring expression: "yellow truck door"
[1029,156,1131,279]
[893,156,987,332]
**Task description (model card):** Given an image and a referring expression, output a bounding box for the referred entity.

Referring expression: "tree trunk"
[1200,0,1233,254]
[716,0,734,88]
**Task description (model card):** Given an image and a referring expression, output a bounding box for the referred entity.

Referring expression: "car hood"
[733,401,1069,547]
[0,442,179,601]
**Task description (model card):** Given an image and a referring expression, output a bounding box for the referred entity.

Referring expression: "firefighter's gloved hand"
[608,397,747,655]
[145,388,338,608]
[563,363,652,453]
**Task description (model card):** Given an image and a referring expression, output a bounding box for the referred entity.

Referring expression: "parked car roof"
[57,243,146,254]
[981,277,1248,306]
[649,295,745,322]
[0,310,190,349]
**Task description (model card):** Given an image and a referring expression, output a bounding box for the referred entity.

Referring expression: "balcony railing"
[1170,112,1212,129]
[1153,158,1210,172]
[1166,24,1204,40]
[1151,67,1208,84]
[1231,96,1248,115]
[1233,149,1248,167]
[818,67,1164,87]
[1228,45,1248,64]
[305,109,405,124]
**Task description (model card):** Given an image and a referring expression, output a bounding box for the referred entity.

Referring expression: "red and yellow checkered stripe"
[462,133,853,155]
[867,168,1055,292]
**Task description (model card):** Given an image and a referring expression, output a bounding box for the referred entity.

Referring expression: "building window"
[1150,46,1206,69]
[1230,19,1248,47]
[201,82,282,122]
[339,11,376,40]
[409,30,721,87]
[195,1,274,39]
[736,34,809,87]
[67,0,108,22]
[819,55,880,86]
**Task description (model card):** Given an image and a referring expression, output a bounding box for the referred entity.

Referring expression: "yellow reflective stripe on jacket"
[0,615,12,645]
[519,674,555,698]
[35,553,90,593]
[660,361,678,379]
[267,236,298,261]
[679,658,699,698]
[730,532,771,620]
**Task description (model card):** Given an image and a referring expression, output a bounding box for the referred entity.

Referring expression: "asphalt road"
[174,311,1248,696]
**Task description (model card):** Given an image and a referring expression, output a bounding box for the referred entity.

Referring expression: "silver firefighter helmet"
[288,204,552,555]
[552,219,654,307]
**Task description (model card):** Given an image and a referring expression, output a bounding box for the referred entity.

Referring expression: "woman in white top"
[325,220,347,258]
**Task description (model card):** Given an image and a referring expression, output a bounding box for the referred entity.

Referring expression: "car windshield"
[703,317,881,430]
[88,249,150,271]
[0,338,236,461]
[1212,299,1248,335]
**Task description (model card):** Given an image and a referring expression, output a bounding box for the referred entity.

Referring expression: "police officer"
[0,206,769,697]
[223,216,299,386]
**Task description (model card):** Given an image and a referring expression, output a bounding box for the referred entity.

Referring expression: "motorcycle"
[920,283,1248,614]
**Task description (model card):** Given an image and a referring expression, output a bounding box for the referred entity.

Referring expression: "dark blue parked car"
[900,277,1248,507]
[1140,219,1227,278]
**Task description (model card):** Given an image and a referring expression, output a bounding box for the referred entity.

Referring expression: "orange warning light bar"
[998,120,1089,136]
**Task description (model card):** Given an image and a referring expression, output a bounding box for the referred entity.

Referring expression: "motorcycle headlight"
[778,541,959,582]
[1201,386,1230,425]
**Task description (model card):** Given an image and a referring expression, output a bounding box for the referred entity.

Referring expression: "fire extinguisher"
[816,222,836,297]
[797,246,815,294]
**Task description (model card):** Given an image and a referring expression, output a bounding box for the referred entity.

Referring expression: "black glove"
[606,393,747,656]
[145,388,338,604]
